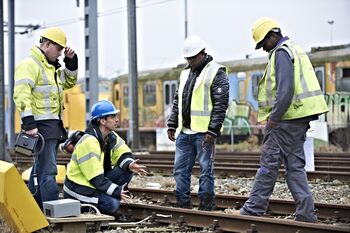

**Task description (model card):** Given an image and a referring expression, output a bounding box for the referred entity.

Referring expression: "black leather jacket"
[167,54,229,137]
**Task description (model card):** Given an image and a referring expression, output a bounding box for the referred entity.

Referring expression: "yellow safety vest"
[258,40,328,122]
[177,61,224,133]
[66,131,131,189]
[14,46,77,121]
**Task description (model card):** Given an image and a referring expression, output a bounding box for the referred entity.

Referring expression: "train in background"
[110,44,350,149]
[5,44,350,150]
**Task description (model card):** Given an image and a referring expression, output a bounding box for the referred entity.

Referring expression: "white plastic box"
[43,199,81,218]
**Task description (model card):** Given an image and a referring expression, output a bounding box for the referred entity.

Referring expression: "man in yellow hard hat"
[13,27,78,209]
[235,17,327,222]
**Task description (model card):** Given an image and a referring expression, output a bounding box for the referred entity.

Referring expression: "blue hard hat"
[91,100,119,120]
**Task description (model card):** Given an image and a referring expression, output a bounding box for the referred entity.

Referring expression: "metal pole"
[127,0,140,149]
[7,0,15,148]
[184,0,188,39]
[327,20,334,46]
[231,127,234,152]
[0,0,6,160]
[84,0,99,125]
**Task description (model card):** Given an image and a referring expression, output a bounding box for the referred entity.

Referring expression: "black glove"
[63,54,78,71]
[167,129,176,142]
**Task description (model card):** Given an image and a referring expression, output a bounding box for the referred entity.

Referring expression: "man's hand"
[25,128,38,137]
[120,184,132,204]
[128,159,148,176]
[167,129,175,142]
[203,133,216,145]
[64,46,75,59]
[267,119,278,128]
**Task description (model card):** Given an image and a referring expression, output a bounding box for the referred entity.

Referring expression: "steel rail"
[118,203,350,233]
[128,187,350,220]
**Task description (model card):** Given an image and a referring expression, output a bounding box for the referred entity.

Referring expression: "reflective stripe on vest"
[66,134,104,189]
[29,55,61,120]
[110,131,132,166]
[63,185,99,204]
[106,183,118,196]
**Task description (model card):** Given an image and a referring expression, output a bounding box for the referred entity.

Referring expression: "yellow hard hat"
[252,17,280,49]
[40,27,67,48]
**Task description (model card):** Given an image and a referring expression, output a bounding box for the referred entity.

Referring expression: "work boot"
[198,194,216,211]
[174,199,193,209]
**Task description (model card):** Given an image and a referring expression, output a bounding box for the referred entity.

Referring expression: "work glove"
[167,129,176,142]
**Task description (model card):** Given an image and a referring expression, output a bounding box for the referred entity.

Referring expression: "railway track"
[128,187,350,220]
[9,150,350,182]
[118,203,350,233]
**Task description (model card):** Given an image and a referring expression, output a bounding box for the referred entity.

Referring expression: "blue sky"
[3,0,350,82]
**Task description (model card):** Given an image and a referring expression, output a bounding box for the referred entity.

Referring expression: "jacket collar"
[268,36,290,58]
[185,54,213,73]
[31,46,61,69]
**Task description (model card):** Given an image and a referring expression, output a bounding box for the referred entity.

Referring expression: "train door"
[163,80,178,122]
[315,66,325,93]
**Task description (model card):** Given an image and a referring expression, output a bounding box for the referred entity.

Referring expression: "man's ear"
[99,118,106,126]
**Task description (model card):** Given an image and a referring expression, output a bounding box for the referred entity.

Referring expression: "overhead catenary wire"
[40,0,176,29]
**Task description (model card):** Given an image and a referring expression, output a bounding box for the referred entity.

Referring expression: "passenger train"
[5,44,350,150]
[110,44,350,148]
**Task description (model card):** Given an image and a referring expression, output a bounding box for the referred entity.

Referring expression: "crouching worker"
[63,100,148,215]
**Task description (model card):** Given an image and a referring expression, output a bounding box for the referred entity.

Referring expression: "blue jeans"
[96,167,133,215]
[28,139,60,209]
[174,132,215,205]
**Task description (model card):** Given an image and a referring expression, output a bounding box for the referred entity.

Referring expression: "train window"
[238,79,245,101]
[143,82,156,106]
[115,89,119,101]
[316,70,324,91]
[336,68,350,92]
[123,86,129,107]
[165,84,170,105]
[251,73,262,100]
[171,83,177,99]
[343,68,350,77]
[336,77,350,92]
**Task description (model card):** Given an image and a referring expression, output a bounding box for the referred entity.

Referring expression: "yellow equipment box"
[0,161,48,233]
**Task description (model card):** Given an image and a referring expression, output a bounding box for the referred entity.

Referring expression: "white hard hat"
[183,35,206,58]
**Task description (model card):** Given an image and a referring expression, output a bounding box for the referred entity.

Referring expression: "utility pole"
[127,0,140,150]
[0,0,6,160]
[84,0,99,125]
[7,0,15,149]
[327,20,334,46]
[184,0,188,39]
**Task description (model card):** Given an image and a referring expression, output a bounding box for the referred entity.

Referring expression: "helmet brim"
[255,40,265,50]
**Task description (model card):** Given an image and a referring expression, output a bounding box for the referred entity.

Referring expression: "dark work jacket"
[167,54,229,137]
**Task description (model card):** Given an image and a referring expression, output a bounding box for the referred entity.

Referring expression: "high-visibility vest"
[14,46,77,121]
[258,40,328,122]
[177,61,224,133]
[66,131,131,189]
